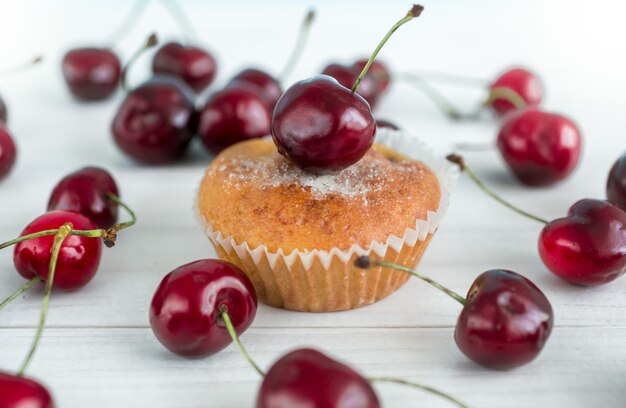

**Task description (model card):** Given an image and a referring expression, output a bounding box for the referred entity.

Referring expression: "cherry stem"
[18,223,72,376]
[0,193,137,250]
[393,72,466,121]
[483,86,526,110]
[351,4,424,94]
[446,154,549,225]
[401,69,488,88]
[106,0,151,46]
[220,306,265,377]
[368,377,471,408]
[122,33,158,92]
[278,9,316,84]
[0,277,40,312]
[158,0,199,43]
[354,256,467,306]
[0,56,43,78]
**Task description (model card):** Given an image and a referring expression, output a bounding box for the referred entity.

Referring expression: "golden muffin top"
[197,139,441,252]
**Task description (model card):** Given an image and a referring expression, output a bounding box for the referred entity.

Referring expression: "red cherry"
[152,42,217,93]
[271,75,375,173]
[111,78,197,164]
[607,152,626,211]
[353,58,390,93]
[497,107,582,186]
[149,259,257,357]
[13,211,103,290]
[489,67,543,115]
[257,348,380,408]
[321,63,381,109]
[0,123,17,181]
[375,119,399,130]
[455,270,553,370]
[539,199,626,286]
[0,372,54,408]
[62,48,121,101]
[227,68,282,110]
[47,167,119,229]
[198,87,271,154]
[0,95,7,122]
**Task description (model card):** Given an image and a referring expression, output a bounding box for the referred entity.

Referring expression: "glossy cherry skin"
[227,68,282,110]
[149,259,257,357]
[47,167,119,229]
[539,199,626,286]
[607,152,626,211]
[352,59,390,94]
[198,87,271,154]
[489,67,543,115]
[321,63,380,109]
[497,107,581,186]
[62,47,121,101]
[272,75,376,173]
[152,42,217,93]
[0,94,7,122]
[0,372,54,408]
[376,119,399,130]
[112,78,197,164]
[13,211,103,290]
[0,123,17,181]
[455,270,553,370]
[257,348,380,408]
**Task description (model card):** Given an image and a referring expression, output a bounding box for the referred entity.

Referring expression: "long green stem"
[278,9,316,84]
[122,33,158,92]
[107,0,151,46]
[403,69,488,88]
[393,72,465,120]
[0,56,42,78]
[484,86,527,110]
[446,154,549,225]
[158,0,199,43]
[220,306,265,377]
[18,223,72,376]
[0,277,40,311]
[351,4,424,94]
[369,377,471,408]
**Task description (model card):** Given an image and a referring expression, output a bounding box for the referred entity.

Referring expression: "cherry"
[257,348,380,408]
[489,67,543,116]
[0,123,17,181]
[321,63,381,108]
[149,259,257,357]
[62,48,121,101]
[226,69,282,110]
[539,199,626,286]
[112,35,197,164]
[0,95,6,122]
[0,372,54,408]
[497,107,582,186]
[152,42,217,93]
[607,152,626,211]
[13,211,103,290]
[376,119,399,130]
[47,167,120,229]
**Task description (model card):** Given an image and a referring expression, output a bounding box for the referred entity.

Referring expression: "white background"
[1,0,626,407]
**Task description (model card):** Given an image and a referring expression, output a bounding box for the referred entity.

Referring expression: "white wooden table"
[1,1,625,406]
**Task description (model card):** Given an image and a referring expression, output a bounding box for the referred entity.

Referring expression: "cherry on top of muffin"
[270,5,423,174]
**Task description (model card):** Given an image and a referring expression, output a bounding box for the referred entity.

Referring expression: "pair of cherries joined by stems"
[0,167,136,406]
[149,257,471,408]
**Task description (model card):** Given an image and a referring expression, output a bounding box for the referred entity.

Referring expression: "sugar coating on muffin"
[198,139,441,253]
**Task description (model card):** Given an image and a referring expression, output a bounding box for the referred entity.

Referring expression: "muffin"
[196,129,457,312]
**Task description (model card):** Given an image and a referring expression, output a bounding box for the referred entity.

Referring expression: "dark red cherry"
[489,67,543,115]
[62,47,121,101]
[149,259,257,357]
[152,42,217,93]
[539,199,626,286]
[47,167,119,229]
[455,269,553,370]
[375,119,399,130]
[0,123,17,181]
[0,94,7,122]
[497,107,582,186]
[198,87,271,154]
[353,58,390,94]
[271,75,375,173]
[111,78,196,164]
[321,63,380,109]
[227,68,282,110]
[0,371,54,408]
[14,211,103,290]
[607,152,626,211]
[257,348,380,408]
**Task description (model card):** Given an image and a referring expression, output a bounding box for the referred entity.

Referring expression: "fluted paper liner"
[197,129,458,312]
